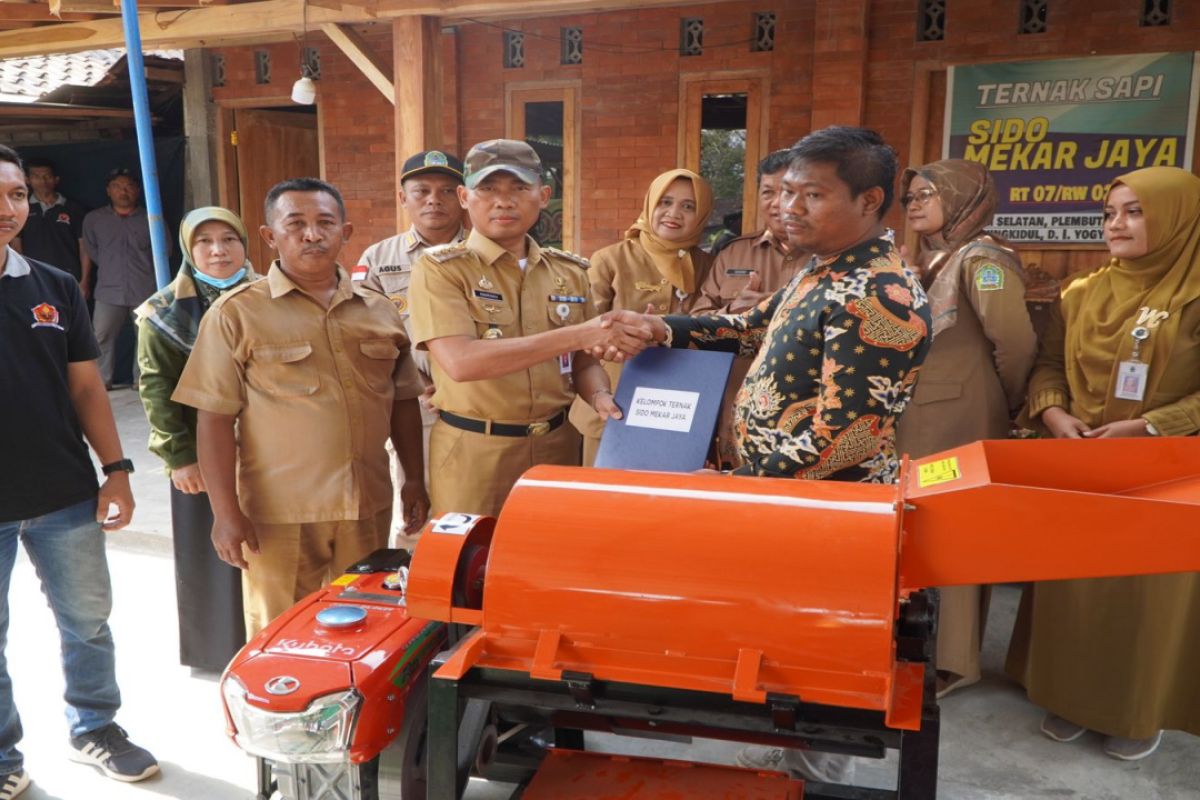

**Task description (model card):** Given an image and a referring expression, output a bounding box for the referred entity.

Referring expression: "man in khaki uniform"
[408,139,654,517]
[691,150,811,467]
[174,178,429,637]
[355,150,466,544]
[692,150,808,315]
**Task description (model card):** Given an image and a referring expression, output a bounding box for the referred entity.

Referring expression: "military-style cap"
[400,150,465,183]
[463,139,542,189]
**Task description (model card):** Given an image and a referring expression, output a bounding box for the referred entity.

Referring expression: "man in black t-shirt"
[14,158,90,291]
[0,145,157,797]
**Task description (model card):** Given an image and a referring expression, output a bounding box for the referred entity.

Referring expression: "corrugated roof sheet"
[0,48,181,103]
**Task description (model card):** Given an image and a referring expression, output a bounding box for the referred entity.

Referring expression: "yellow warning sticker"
[331,574,357,587]
[918,457,962,488]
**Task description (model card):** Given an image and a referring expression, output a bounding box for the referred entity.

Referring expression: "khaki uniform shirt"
[172,262,425,525]
[408,229,594,422]
[895,245,1037,459]
[692,230,806,314]
[356,225,466,380]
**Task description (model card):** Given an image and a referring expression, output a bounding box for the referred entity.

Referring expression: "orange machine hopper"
[407,438,1200,733]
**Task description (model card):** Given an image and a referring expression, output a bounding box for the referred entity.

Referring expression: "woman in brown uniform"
[569,168,714,464]
[1008,165,1200,760]
[895,159,1037,697]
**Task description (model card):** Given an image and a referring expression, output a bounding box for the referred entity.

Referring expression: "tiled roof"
[0,48,181,103]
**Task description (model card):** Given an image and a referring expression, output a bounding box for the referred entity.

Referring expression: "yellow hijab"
[1064,166,1200,423]
[625,168,713,293]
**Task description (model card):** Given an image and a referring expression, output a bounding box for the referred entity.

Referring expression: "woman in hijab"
[569,168,715,465]
[895,159,1038,697]
[136,207,259,671]
[1007,166,1200,760]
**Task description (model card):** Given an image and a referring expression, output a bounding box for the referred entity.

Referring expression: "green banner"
[944,52,1199,244]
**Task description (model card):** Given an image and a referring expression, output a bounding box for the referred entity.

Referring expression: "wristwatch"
[1143,419,1160,436]
[101,458,136,475]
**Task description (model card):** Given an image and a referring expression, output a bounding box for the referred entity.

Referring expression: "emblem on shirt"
[974,264,1004,291]
[351,264,369,281]
[391,295,408,314]
[57,212,72,225]
[30,303,64,331]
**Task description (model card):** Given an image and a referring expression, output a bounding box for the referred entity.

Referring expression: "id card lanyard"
[1113,325,1151,401]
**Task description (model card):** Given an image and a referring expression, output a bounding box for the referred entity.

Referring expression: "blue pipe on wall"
[119,0,172,290]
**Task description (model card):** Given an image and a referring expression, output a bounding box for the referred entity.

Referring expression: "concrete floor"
[6,388,1197,799]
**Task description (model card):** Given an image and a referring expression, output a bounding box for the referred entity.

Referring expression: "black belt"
[440,409,567,437]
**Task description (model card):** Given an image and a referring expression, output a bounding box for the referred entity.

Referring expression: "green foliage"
[700,129,746,201]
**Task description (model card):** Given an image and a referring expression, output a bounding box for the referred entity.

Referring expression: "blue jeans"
[0,497,120,774]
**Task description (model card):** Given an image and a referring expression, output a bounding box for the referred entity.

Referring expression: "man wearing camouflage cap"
[407,139,654,517]
[355,150,466,544]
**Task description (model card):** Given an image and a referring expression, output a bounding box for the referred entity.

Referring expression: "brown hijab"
[625,168,714,294]
[901,159,1023,336]
[1063,166,1200,424]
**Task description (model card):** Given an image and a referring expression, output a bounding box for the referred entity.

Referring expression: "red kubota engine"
[221,438,1200,800]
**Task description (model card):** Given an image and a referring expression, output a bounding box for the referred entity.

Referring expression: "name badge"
[1114,361,1149,401]
[725,268,755,276]
[559,352,573,374]
[548,294,586,303]
[473,289,504,301]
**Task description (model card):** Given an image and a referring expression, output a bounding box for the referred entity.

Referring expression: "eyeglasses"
[901,187,939,207]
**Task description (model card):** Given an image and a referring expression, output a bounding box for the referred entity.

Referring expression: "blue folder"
[594,347,735,472]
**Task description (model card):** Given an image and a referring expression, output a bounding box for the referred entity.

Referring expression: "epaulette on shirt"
[424,242,472,263]
[208,279,259,309]
[542,246,590,269]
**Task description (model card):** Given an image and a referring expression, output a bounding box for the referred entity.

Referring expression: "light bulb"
[291,76,316,105]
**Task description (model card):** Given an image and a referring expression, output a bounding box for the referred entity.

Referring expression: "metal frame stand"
[425,589,942,800]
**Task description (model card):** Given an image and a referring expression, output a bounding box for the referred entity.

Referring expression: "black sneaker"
[68,723,159,782]
[0,770,29,800]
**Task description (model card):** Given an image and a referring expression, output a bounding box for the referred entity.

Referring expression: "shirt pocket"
[356,338,400,392]
[912,380,962,406]
[468,301,515,338]
[247,342,319,397]
[546,299,586,327]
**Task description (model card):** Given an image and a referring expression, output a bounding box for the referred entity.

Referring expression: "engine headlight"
[222,675,360,764]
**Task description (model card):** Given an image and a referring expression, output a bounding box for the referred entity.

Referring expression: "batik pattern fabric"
[665,237,932,482]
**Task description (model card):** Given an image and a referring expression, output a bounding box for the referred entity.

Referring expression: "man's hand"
[96,472,134,530]
[591,308,666,362]
[400,479,430,534]
[212,511,258,570]
[1084,419,1150,439]
[591,389,623,421]
[1041,406,1091,439]
[171,462,207,494]
[577,311,655,361]
[745,270,762,293]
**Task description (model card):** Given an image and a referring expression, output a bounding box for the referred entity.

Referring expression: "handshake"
[582,307,668,363]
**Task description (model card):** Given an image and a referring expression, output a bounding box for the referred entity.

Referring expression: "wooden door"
[232,108,319,273]
[506,82,581,252]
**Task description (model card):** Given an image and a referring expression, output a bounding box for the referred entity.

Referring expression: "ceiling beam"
[0,0,689,58]
[319,21,393,105]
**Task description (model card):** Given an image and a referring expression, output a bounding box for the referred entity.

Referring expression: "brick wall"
[453,2,809,255]
[210,0,1200,264]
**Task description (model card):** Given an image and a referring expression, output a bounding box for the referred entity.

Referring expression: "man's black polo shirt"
[0,248,100,522]
[19,195,86,281]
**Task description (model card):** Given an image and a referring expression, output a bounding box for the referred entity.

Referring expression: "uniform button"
[658,304,666,312]
[342,378,353,388]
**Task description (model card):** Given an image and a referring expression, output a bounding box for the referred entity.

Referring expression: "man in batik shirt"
[616,125,931,483]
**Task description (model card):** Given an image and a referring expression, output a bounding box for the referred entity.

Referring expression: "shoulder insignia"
[424,242,472,263]
[974,263,1004,291]
[542,246,590,269]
